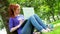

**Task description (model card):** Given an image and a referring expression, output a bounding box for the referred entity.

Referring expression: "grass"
[42,20,60,34]
[43,26,60,34]
[34,20,60,34]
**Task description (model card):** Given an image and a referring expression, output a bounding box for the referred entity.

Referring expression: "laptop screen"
[22,7,35,20]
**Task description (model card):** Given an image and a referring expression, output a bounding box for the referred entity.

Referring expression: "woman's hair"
[8,4,20,18]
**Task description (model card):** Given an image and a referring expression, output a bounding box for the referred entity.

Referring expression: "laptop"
[22,7,35,20]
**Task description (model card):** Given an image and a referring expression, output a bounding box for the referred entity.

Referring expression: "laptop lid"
[22,7,35,20]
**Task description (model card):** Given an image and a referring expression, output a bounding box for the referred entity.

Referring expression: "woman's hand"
[10,24,21,32]
[10,20,24,32]
[19,20,24,26]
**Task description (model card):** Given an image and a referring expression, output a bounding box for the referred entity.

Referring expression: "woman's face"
[14,7,20,15]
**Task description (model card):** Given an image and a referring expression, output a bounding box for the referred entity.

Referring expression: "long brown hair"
[8,4,20,18]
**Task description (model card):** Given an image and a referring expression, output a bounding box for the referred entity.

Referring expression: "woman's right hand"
[10,20,24,32]
[18,20,24,27]
[10,23,21,32]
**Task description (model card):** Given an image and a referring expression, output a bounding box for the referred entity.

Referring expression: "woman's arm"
[10,20,23,32]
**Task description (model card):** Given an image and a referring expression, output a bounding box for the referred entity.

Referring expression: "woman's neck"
[15,14,20,17]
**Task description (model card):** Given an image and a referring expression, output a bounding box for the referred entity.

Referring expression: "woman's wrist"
[17,24,21,28]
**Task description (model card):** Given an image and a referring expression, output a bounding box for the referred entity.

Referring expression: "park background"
[0,0,60,34]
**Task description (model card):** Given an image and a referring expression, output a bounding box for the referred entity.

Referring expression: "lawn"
[43,20,60,34]
[43,26,60,34]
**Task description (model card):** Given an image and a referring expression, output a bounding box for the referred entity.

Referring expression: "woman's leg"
[29,16,44,31]
[33,14,47,29]
[21,16,48,34]
[29,16,48,32]
[21,19,34,34]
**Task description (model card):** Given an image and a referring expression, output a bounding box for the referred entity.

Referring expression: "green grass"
[43,26,60,34]
[44,20,60,34]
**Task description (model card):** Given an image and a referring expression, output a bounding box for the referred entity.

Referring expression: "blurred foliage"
[0,15,4,30]
[51,20,60,24]
[7,0,60,23]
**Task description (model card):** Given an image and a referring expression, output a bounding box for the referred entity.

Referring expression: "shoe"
[41,29,48,33]
[46,28,51,32]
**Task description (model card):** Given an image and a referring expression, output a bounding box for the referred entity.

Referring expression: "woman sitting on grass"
[9,4,50,34]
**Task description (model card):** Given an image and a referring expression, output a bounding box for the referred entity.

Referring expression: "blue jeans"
[21,14,47,34]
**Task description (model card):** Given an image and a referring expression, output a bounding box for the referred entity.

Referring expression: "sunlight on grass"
[43,26,60,34]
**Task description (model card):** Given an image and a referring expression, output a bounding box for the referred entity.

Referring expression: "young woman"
[9,4,50,34]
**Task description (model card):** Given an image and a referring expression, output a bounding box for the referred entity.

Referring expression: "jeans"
[21,14,47,34]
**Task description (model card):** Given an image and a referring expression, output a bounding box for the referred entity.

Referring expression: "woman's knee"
[30,16,34,19]
[29,16,35,20]
[33,14,38,16]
